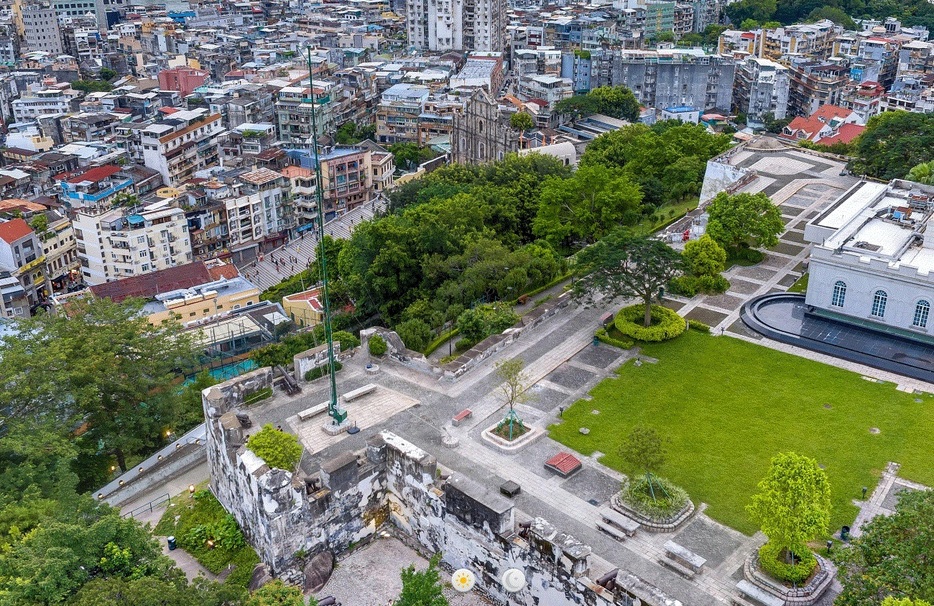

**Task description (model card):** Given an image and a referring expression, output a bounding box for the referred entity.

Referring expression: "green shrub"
[225,548,260,588]
[304,361,343,381]
[668,275,699,297]
[669,275,730,296]
[246,424,303,471]
[595,328,634,349]
[688,320,711,333]
[332,330,360,351]
[455,337,475,351]
[729,246,765,265]
[621,474,690,521]
[757,541,817,585]
[615,305,686,342]
[423,327,459,357]
[368,334,388,356]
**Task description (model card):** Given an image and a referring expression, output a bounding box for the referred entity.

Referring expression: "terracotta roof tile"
[0,218,34,244]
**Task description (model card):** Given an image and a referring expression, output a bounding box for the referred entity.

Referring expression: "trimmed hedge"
[615,304,686,342]
[368,334,388,356]
[758,541,817,585]
[688,319,711,333]
[304,361,343,381]
[423,327,459,357]
[595,328,634,350]
[621,474,691,521]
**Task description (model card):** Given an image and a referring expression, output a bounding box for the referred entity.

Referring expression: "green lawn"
[549,330,934,535]
[787,273,809,293]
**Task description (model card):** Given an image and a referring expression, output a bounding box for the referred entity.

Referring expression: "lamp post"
[307,47,346,426]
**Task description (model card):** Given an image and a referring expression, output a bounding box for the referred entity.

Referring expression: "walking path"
[238,198,386,291]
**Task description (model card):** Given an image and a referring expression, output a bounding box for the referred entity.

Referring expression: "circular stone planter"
[610,491,695,532]
[365,363,380,374]
[480,424,545,453]
[743,550,834,606]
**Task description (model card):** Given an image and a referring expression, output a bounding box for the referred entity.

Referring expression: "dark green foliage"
[614,304,686,342]
[394,554,448,606]
[594,327,634,349]
[154,490,258,584]
[619,426,667,475]
[669,274,730,296]
[456,304,518,344]
[369,334,388,356]
[758,542,817,585]
[622,474,690,520]
[554,85,640,122]
[706,191,784,253]
[395,318,434,352]
[304,361,343,381]
[726,0,934,30]
[246,579,309,606]
[510,112,535,131]
[335,121,376,144]
[72,79,114,92]
[260,237,346,303]
[580,122,731,208]
[833,489,934,605]
[389,142,440,171]
[332,330,360,351]
[688,319,711,332]
[573,232,685,327]
[99,67,117,81]
[252,325,352,368]
[851,112,934,180]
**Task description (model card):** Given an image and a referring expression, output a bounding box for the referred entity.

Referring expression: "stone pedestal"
[321,417,354,436]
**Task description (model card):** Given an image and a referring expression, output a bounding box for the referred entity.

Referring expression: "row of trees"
[725,0,934,30]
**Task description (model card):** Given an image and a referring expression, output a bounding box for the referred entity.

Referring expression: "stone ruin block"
[444,474,514,537]
[320,451,358,493]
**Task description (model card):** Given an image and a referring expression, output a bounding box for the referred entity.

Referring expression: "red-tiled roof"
[207,262,240,281]
[545,452,582,476]
[819,122,864,145]
[89,261,216,303]
[811,104,851,122]
[66,165,121,184]
[284,287,324,311]
[0,218,34,243]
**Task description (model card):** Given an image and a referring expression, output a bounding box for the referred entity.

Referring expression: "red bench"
[452,409,473,426]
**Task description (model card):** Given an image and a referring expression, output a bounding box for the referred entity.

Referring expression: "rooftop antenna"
[307,47,347,427]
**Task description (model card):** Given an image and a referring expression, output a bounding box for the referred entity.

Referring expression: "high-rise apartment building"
[733,56,790,121]
[73,204,192,285]
[21,2,63,55]
[406,0,504,52]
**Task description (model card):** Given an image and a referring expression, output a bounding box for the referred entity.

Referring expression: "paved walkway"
[239,198,386,290]
[850,461,930,538]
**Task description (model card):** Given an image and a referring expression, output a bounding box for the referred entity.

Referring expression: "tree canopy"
[509,112,535,131]
[554,86,641,122]
[572,232,684,327]
[247,425,303,471]
[834,489,934,606]
[395,554,448,606]
[907,161,934,185]
[0,296,197,486]
[705,191,784,253]
[245,580,311,606]
[851,112,934,181]
[619,426,668,475]
[335,121,376,145]
[726,0,934,30]
[746,452,831,556]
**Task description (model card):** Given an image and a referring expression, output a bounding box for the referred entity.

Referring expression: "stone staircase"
[240,198,385,291]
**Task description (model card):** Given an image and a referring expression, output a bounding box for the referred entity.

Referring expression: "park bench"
[342,383,377,402]
[298,402,329,421]
[733,580,784,606]
[659,540,705,579]
[596,520,628,541]
[452,409,473,426]
[599,507,640,536]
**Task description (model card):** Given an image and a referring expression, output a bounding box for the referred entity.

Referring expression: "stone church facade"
[451,88,519,164]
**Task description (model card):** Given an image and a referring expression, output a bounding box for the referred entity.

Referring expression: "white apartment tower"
[73,204,192,285]
[141,108,224,187]
[406,0,504,52]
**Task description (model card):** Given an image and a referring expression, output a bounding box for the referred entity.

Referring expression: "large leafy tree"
[705,191,784,253]
[834,489,934,606]
[851,112,934,181]
[572,232,684,327]
[395,554,448,606]
[724,0,777,24]
[907,160,934,185]
[0,296,197,477]
[553,86,640,122]
[746,452,831,561]
[534,164,643,251]
[683,234,727,277]
[71,576,246,606]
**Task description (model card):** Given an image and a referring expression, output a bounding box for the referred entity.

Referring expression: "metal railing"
[122,492,170,518]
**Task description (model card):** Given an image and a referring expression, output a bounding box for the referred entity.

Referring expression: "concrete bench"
[664,540,706,572]
[600,507,640,536]
[452,409,473,426]
[298,402,329,421]
[342,384,377,402]
[659,556,696,579]
[736,580,784,606]
[596,520,627,541]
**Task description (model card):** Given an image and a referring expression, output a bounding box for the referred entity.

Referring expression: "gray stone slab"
[777,274,797,287]
[527,385,571,412]
[793,261,808,273]
[774,242,805,256]
[881,484,917,511]
[736,266,779,281]
[761,254,792,268]
[662,299,686,311]
[805,210,820,219]
[782,230,806,244]
[547,364,596,390]
[685,307,728,327]
[559,467,621,506]
[728,318,761,339]
[573,345,626,369]
[727,279,762,295]
[703,293,745,312]
[672,516,740,569]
